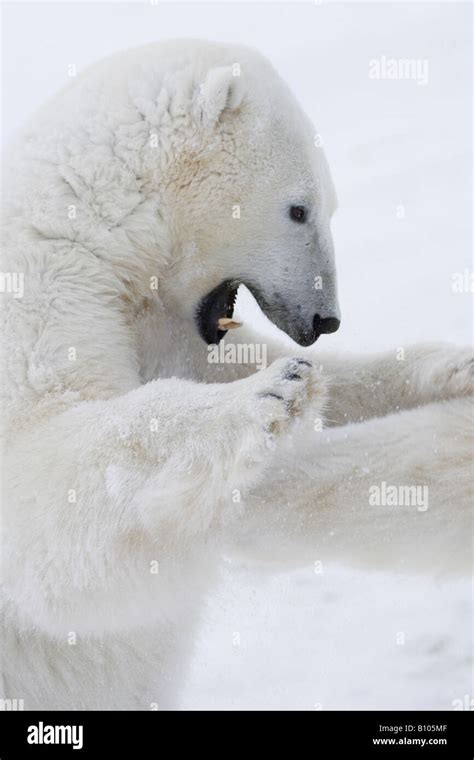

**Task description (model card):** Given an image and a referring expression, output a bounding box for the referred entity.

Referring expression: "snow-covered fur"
[1,40,472,710]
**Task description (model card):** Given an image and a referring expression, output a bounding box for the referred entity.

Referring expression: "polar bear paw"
[252,357,325,437]
[413,344,474,401]
[441,352,474,396]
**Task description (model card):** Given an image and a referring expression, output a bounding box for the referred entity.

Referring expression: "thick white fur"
[1,41,472,710]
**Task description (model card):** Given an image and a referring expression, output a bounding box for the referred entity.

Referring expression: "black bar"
[0,710,472,757]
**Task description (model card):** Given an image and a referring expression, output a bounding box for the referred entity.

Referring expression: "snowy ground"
[2,1,472,710]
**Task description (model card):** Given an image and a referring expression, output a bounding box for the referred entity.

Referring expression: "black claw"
[258,392,285,402]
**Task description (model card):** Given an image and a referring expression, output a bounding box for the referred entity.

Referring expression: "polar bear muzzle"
[196,279,340,347]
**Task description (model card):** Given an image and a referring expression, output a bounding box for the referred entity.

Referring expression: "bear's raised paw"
[251,357,326,438]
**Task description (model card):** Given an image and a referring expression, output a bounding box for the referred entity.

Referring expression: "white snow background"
[2,1,472,710]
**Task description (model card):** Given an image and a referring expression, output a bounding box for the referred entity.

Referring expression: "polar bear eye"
[289,205,307,223]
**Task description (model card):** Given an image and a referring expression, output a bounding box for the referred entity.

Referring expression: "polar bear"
[1,40,472,710]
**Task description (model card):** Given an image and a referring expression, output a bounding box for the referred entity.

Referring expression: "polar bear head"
[151,43,340,347]
[73,41,340,348]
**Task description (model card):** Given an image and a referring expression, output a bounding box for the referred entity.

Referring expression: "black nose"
[313,314,340,335]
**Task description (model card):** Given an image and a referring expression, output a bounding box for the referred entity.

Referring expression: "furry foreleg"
[227,398,472,576]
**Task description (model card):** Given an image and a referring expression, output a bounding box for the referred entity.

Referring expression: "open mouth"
[196,279,240,344]
[196,278,312,346]
[196,279,338,347]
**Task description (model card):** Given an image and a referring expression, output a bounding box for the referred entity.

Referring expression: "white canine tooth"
[218,317,242,329]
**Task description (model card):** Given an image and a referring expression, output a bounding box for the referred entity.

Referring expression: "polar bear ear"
[197,66,245,127]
